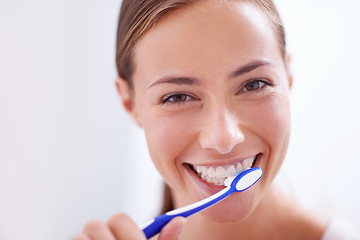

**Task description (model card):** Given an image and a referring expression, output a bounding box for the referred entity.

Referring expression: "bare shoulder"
[280,204,327,240]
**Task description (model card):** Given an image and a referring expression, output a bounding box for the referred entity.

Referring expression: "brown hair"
[116,0,286,213]
[116,0,286,88]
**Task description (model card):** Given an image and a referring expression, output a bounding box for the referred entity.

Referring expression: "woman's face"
[121,1,292,222]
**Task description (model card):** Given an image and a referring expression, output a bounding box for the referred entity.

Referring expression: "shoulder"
[321,217,360,240]
[275,202,326,240]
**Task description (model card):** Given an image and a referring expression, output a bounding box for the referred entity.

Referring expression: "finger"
[107,213,146,240]
[72,233,91,240]
[158,217,186,240]
[82,219,115,240]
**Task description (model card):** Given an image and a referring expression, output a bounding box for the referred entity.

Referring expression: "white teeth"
[215,166,227,178]
[242,156,255,170]
[201,166,208,175]
[242,160,251,170]
[192,156,257,185]
[236,162,243,173]
[207,167,216,177]
[200,173,205,180]
[226,165,236,176]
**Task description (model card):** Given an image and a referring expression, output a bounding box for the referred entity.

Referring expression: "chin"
[199,190,259,223]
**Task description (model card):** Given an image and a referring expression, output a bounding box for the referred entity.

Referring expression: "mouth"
[187,154,260,186]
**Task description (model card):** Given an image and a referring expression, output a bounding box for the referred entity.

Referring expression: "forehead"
[133,0,282,82]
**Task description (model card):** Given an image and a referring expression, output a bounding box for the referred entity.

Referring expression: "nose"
[199,106,245,154]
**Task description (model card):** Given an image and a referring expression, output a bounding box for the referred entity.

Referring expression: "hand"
[73,213,186,240]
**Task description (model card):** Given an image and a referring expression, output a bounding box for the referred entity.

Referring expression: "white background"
[0,0,359,239]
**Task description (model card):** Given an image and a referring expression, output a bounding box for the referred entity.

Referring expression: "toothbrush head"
[223,176,236,187]
[224,167,263,192]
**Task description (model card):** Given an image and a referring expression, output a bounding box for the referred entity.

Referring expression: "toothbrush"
[141,167,263,239]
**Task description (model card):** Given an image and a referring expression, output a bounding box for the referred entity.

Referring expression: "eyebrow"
[229,60,276,79]
[149,76,200,88]
[149,60,275,88]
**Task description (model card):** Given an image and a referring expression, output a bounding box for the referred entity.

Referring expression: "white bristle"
[224,176,236,186]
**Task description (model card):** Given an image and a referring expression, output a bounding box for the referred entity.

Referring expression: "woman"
[73,0,353,239]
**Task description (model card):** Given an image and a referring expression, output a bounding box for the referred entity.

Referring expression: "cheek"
[141,110,196,185]
[256,96,290,145]
[250,93,291,174]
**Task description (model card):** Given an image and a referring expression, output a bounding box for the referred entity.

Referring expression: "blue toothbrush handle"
[141,187,232,239]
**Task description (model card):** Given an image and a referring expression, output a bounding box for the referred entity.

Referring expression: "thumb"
[157,217,186,240]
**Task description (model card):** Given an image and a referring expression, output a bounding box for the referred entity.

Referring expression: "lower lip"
[184,154,262,196]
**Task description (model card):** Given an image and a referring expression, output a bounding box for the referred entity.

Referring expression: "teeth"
[192,156,257,186]
[207,167,216,177]
[215,166,226,178]
[200,173,206,181]
[201,166,208,175]
[242,156,255,170]
[236,162,243,173]
[227,165,236,176]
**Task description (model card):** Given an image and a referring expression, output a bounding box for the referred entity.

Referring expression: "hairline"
[117,0,286,88]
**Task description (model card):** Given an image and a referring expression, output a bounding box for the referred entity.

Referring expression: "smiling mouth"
[188,154,259,186]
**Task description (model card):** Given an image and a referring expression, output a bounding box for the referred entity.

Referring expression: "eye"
[162,93,195,104]
[240,79,274,93]
[244,81,264,91]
